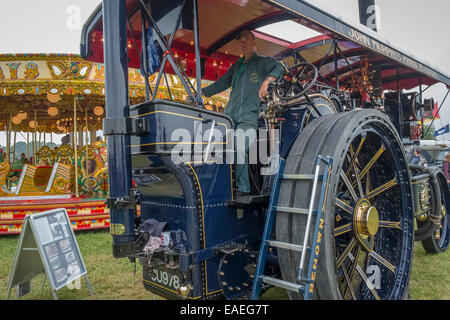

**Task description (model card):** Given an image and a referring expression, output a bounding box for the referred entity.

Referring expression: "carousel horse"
[77,145,100,195]
[45,162,72,195]
[36,146,54,166]
[93,140,108,195]
[15,164,44,196]
[55,145,74,165]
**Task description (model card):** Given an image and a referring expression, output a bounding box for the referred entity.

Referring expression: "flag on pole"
[433,101,440,119]
[434,124,449,137]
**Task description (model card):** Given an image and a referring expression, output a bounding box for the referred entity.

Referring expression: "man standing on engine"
[202,30,284,196]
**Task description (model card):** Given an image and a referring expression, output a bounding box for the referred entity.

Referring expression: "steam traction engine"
[81,0,450,300]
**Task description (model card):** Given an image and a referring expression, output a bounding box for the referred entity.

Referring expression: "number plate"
[147,266,182,292]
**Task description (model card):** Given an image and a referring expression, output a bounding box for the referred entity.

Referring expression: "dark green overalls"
[203,52,284,192]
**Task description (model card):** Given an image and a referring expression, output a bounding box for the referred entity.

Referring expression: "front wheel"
[276,109,414,300]
[421,172,450,253]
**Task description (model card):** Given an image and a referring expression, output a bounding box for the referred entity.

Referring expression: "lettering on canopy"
[347,28,439,80]
[7,63,20,80]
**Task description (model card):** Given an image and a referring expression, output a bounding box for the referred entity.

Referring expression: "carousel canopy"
[0,53,227,133]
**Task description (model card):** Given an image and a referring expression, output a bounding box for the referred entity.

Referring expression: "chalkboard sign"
[5,208,93,300]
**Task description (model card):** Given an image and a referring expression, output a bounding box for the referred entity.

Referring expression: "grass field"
[1,229,449,300]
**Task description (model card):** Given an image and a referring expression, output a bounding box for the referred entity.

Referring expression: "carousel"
[0,53,228,234]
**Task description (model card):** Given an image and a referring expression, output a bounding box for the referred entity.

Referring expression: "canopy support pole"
[193,0,202,103]
[396,66,404,136]
[141,9,151,101]
[74,96,79,198]
[33,111,37,165]
[27,131,29,159]
[334,40,339,90]
[85,108,89,193]
[3,116,7,162]
[38,131,41,153]
[419,77,423,102]
[90,126,96,144]
[103,0,136,252]
[12,128,17,162]
[6,115,11,163]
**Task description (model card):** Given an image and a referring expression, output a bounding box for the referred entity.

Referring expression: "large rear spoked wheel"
[276,109,414,300]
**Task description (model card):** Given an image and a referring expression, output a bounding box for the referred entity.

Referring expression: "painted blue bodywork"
[127,99,310,299]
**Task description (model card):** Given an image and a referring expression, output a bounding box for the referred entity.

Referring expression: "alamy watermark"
[364,5,382,31]
[366,265,381,290]
[66,277,81,290]
[170,123,280,175]
[66,263,82,290]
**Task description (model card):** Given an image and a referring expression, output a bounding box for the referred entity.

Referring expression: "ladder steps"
[267,240,303,252]
[251,156,333,301]
[274,206,315,215]
[282,174,323,180]
[260,276,305,293]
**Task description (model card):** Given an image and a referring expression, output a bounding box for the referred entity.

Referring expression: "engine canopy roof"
[80,0,450,90]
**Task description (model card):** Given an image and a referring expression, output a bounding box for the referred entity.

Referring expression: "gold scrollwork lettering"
[7,63,20,80]
[24,62,39,79]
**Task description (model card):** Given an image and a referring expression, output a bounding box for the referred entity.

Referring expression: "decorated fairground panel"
[0,53,228,234]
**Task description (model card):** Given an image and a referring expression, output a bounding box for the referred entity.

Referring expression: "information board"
[5,208,93,300]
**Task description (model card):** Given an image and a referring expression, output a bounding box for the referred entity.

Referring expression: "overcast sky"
[0,0,449,143]
[302,0,450,140]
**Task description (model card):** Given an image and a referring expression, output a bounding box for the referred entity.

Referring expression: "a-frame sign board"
[5,208,93,300]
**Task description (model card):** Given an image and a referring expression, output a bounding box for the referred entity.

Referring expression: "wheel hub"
[354,199,379,238]
[352,198,378,251]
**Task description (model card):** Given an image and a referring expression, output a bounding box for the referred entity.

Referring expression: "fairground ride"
[0,53,227,234]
